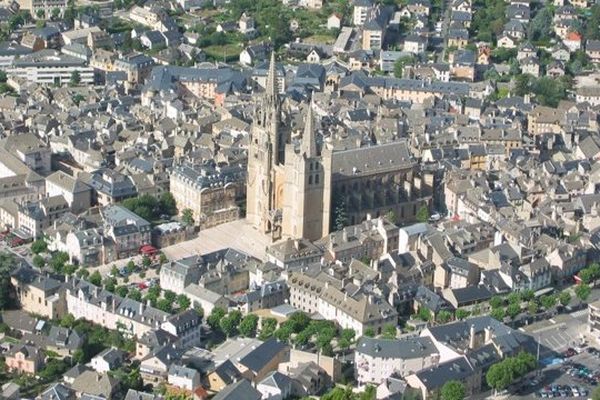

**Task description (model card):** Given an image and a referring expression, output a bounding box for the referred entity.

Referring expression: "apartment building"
[355,336,440,385]
[11,266,67,320]
[287,272,397,335]
[8,50,94,85]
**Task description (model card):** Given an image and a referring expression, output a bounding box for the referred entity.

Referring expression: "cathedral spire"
[266,51,278,97]
[302,100,317,158]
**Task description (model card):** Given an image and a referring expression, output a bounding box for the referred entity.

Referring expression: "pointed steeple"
[266,51,278,97]
[302,100,317,158]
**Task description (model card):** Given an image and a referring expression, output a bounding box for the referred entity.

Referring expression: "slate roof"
[357,336,438,359]
[212,379,261,400]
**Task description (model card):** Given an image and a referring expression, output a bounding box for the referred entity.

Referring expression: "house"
[447,28,469,48]
[405,356,479,400]
[160,309,202,348]
[520,55,540,77]
[257,371,293,400]
[240,43,271,66]
[100,204,151,260]
[184,284,229,316]
[355,336,440,386]
[5,344,44,374]
[140,30,166,50]
[497,34,517,48]
[328,13,342,29]
[168,364,201,391]
[45,171,92,214]
[46,326,85,357]
[233,338,289,383]
[70,371,120,398]
[587,39,600,62]
[404,34,427,54]
[213,379,261,400]
[207,360,243,391]
[11,266,67,320]
[39,383,75,400]
[91,347,125,373]
[564,31,582,51]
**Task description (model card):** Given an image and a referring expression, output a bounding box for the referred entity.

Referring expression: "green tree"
[159,192,177,216]
[393,55,416,78]
[142,255,151,268]
[32,254,45,269]
[72,348,85,364]
[181,208,194,226]
[559,291,571,307]
[486,362,513,391]
[441,380,465,400]
[219,310,242,338]
[0,70,7,84]
[207,307,226,331]
[31,239,47,254]
[89,270,102,286]
[239,314,259,337]
[176,294,191,310]
[128,288,142,302]
[159,253,168,264]
[364,327,375,337]
[506,303,521,319]
[575,283,592,302]
[455,309,470,320]
[490,295,504,309]
[382,324,397,339]
[60,313,75,328]
[520,289,535,302]
[415,205,429,222]
[333,197,348,231]
[528,300,539,315]
[528,7,552,42]
[591,387,600,400]
[51,7,61,19]
[540,294,557,310]
[156,298,173,313]
[116,285,129,298]
[490,307,505,321]
[507,292,521,305]
[416,307,431,321]
[338,328,355,349]
[437,310,453,324]
[36,9,45,19]
[259,317,278,340]
[70,70,81,85]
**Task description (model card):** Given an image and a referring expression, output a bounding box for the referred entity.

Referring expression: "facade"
[11,266,67,320]
[8,50,94,84]
[247,54,431,242]
[288,271,397,335]
[589,300,600,339]
[355,336,440,385]
[170,163,243,229]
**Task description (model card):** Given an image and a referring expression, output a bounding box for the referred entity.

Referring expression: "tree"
[416,307,431,321]
[31,239,47,254]
[382,324,397,339]
[72,348,85,364]
[207,307,226,331]
[32,254,45,269]
[416,205,429,222]
[159,192,177,216]
[116,285,129,298]
[333,197,348,231]
[385,210,397,224]
[156,298,173,313]
[507,292,521,305]
[142,255,151,268]
[338,328,355,350]
[0,71,6,84]
[506,303,521,319]
[159,253,168,264]
[89,270,102,286]
[441,380,465,400]
[176,294,190,310]
[528,7,552,42]
[527,300,539,315]
[575,283,592,302]
[126,260,136,274]
[36,9,45,19]
[520,289,535,302]
[559,291,571,307]
[239,314,259,337]
[455,309,470,320]
[437,310,453,324]
[490,307,505,321]
[490,295,504,309]
[220,310,242,338]
[540,294,557,310]
[51,7,61,19]
[486,362,513,391]
[393,55,416,78]
[128,288,142,302]
[60,313,75,328]
[181,208,194,226]
[259,317,278,340]
[363,327,375,337]
[70,70,81,85]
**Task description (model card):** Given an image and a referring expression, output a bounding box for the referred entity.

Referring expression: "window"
[309,176,313,185]
[315,174,320,184]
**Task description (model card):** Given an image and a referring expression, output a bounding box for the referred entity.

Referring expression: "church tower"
[246,53,287,239]
[282,101,326,241]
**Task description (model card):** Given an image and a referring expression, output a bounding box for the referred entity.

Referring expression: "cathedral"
[246,53,433,242]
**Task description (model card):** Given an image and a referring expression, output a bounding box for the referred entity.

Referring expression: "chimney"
[469,324,476,349]
[484,326,493,343]
[139,302,144,314]
[342,228,348,242]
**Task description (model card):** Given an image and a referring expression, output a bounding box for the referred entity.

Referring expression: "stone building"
[246,53,432,242]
